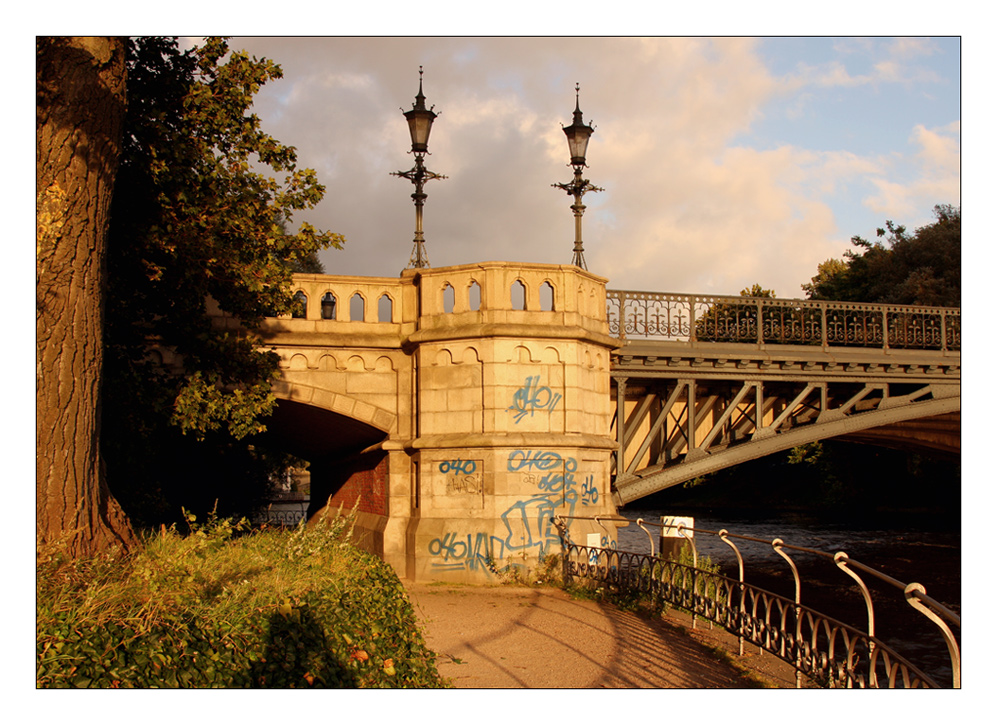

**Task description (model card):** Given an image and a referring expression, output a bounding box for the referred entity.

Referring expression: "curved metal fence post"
[904,582,961,688]
[678,523,697,629]
[773,539,803,688]
[636,518,655,557]
[719,529,745,656]
[835,552,877,687]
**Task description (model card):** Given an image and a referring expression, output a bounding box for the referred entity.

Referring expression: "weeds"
[37,508,444,688]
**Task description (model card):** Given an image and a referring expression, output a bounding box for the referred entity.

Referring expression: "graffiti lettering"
[447,475,481,495]
[428,532,506,573]
[427,450,601,577]
[507,449,571,472]
[508,375,562,424]
[439,459,477,475]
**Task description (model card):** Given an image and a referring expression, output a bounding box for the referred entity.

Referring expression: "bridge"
[204,261,960,583]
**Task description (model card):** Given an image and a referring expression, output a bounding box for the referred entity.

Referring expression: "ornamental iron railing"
[554,515,960,689]
[606,290,960,351]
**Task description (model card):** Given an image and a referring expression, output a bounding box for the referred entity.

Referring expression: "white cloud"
[222,37,958,299]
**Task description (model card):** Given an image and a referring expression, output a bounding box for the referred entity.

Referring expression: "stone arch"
[350,292,366,321]
[321,292,337,320]
[269,380,396,453]
[511,344,536,364]
[442,283,456,314]
[434,348,455,366]
[293,290,307,319]
[510,279,527,310]
[378,294,394,323]
[317,354,339,371]
[468,280,482,311]
[540,280,555,311]
[541,346,562,364]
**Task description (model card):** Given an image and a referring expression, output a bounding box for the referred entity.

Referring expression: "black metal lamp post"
[552,84,603,270]
[392,67,447,270]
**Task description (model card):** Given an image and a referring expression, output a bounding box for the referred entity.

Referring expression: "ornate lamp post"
[552,84,603,270]
[392,67,447,270]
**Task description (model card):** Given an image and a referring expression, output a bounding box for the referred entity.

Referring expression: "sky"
[211,35,960,299]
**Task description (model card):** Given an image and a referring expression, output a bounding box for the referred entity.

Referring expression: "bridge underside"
[835,412,960,458]
[261,398,388,462]
[610,341,960,505]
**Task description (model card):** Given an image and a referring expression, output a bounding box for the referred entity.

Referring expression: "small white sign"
[586,532,602,565]
[661,516,694,538]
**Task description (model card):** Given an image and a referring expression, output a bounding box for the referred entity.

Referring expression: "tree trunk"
[37,37,136,556]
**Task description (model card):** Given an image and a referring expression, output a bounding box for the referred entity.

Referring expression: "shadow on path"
[403,582,770,688]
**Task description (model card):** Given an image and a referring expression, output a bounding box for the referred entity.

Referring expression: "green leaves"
[803,205,960,307]
[103,36,344,523]
[37,516,446,688]
[171,371,277,440]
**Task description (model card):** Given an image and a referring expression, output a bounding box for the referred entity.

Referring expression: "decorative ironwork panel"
[607,289,960,352]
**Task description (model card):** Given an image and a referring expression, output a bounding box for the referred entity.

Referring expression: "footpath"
[403,580,803,688]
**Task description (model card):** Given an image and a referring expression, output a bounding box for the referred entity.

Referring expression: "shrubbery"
[36,511,445,688]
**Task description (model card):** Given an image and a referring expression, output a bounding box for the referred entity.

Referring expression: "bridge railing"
[606,290,960,352]
[554,515,961,689]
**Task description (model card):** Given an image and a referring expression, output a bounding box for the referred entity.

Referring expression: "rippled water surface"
[612,510,960,687]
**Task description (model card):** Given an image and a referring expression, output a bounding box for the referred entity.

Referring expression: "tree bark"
[37,37,136,555]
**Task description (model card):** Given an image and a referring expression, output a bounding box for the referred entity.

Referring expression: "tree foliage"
[802,205,960,307]
[102,37,342,525]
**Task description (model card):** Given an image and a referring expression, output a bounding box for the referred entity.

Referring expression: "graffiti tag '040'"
[428,449,599,574]
[508,376,562,424]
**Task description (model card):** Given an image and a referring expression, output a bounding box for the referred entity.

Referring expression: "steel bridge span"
[606,289,960,505]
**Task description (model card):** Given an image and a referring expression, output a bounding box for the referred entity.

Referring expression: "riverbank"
[403,580,805,688]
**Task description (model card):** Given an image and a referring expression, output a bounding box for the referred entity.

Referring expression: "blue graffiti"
[428,532,507,573]
[438,459,477,475]
[507,449,571,472]
[508,375,562,424]
[427,450,601,575]
[501,450,581,555]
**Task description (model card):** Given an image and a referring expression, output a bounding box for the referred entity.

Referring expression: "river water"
[614,509,961,687]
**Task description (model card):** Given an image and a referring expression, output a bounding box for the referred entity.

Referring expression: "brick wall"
[325,451,389,516]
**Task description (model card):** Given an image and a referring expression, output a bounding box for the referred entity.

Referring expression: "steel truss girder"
[611,374,960,505]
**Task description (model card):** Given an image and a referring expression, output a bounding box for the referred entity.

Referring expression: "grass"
[36,509,445,688]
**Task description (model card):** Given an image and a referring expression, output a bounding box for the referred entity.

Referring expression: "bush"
[36,511,445,688]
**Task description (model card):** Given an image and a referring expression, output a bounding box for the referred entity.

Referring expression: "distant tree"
[101,37,343,525]
[36,37,137,555]
[695,283,776,342]
[803,205,960,307]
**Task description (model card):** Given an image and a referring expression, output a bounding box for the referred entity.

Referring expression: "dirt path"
[403,581,801,688]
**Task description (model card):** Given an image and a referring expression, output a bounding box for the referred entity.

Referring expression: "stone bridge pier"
[252,262,621,583]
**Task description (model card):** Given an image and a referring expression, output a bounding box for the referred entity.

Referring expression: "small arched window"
[320,292,336,320]
[510,280,526,311]
[443,284,455,314]
[469,281,482,312]
[350,293,365,322]
[292,291,307,319]
[378,294,393,323]
[540,281,555,311]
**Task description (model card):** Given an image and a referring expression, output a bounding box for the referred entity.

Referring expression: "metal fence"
[555,515,960,689]
[253,501,309,527]
[606,290,961,352]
